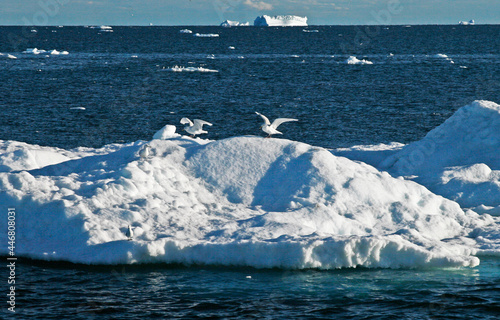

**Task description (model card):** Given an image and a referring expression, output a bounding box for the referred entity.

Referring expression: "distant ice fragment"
[179,29,192,34]
[167,65,218,73]
[346,56,373,65]
[194,33,219,38]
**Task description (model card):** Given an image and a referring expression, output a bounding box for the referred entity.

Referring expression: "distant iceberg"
[459,20,475,25]
[179,29,192,34]
[254,15,308,27]
[220,20,250,27]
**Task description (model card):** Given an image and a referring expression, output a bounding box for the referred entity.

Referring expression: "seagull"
[139,144,151,159]
[180,118,212,137]
[125,225,134,241]
[255,112,298,138]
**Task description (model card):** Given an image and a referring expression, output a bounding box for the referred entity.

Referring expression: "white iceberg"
[0,130,496,267]
[254,15,308,27]
[459,20,475,25]
[220,20,250,27]
[346,56,373,65]
[179,29,193,34]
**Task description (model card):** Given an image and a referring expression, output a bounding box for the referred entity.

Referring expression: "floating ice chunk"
[7,54,17,59]
[179,29,193,34]
[220,20,250,27]
[194,33,219,37]
[153,125,179,140]
[346,56,373,65]
[302,29,319,33]
[228,46,235,50]
[50,49,60,55]
[166,65,218,73]
[23,48,46,54]
[70,107,86,110]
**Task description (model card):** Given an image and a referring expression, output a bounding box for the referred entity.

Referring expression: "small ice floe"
[246,276,252,279]
[207,54,215,59]
[23,48,46,55]
[31,29,37,33]
[179,29,192,34]
[194,33,219,38]
[167,65,218,73]
[99,25,113,32]
[460,66,468,69]
[434,53,454,64]
[302,29,319,33]
[228,46,235,50]
[131,55,138,58]
[70,107,86,110]
[345,56,373,65]
[7,54,17,59]
[291,55,300,58]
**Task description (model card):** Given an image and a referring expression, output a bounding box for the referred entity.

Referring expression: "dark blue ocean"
[1,25,500,319]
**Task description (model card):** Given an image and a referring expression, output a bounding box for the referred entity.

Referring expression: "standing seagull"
[180,118,213,137]
[125,225,134,241]
[255,112,298,138]
[139,144,151,159]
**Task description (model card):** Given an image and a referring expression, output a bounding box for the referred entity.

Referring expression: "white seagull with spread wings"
[255,112,298,138]
[180,117,213,137]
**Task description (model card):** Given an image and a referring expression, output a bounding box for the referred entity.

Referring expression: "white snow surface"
[0,122,498,267]
[254,15,308,27]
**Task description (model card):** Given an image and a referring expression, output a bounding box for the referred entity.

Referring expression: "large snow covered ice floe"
[0,134,496,268]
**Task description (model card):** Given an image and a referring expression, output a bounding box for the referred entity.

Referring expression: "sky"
[1,0,499,26]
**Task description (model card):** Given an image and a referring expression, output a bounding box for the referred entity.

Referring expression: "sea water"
[0,26,499,318]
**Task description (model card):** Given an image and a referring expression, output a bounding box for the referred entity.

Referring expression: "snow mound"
[153,125,179,140]
[254,15,308,27]
[346,56,373,65]
[0,135,495,268]
[337,101,500,209]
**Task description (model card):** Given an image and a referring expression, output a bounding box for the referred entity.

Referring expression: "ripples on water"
[9,257,498,319]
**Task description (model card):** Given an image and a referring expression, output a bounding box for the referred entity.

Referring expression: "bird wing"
[180,117,193,126]
[271,118,298,129]
[255,112,271,126]
[193,119,212,129]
